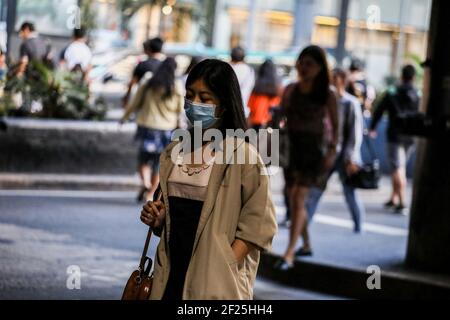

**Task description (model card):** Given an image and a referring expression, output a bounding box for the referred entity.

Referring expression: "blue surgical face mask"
[184,99,220,129]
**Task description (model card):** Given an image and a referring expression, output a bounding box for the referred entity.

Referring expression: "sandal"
[295,247,313,257]
[273,258,294,271]
[384,200,396,208]
[136,187,149,203]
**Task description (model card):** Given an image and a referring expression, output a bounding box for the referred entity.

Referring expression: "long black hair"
[186,59,248,131]
[146,57,177,99]
[184,56,203,76]
[253,59,280,97]
[298,45,330,105]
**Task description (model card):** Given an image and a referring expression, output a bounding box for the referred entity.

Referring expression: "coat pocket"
[218,234,238,265]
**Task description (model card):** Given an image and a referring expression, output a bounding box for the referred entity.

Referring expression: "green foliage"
[0,91,7,117]
[406,53,425,89]
[118,0,164,31]
[383,53,425,90]
[2,61,106,120]
[80,0,98,34]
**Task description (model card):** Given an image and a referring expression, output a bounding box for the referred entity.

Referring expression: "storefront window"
[15,0,77,36]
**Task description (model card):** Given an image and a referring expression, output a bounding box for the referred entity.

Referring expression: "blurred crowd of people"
[0,22,92,85]
[2,24,420,270]
[0,2,431,299]
[120,36,420,272]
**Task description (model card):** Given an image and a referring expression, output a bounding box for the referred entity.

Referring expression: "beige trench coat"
[149,137,278,300]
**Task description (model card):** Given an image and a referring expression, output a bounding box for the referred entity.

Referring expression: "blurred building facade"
[1,0,432,88]
[1,0,123,60]
[129,0,431,88]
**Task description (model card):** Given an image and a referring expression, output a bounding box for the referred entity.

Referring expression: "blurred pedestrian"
[121,57,184,202]
[122,37,165,107]
[369,64,419,214]
[346,58,376,113]
[300,68,366,256]
[229,46,255,117]
[60,27,92,83]
[0,49,7,82]
[139,59,277,300]
[274,45,339,271]
[17,22,53,75]
[247,59,283,130]
[180,56,203,89]
[0,49,6,104]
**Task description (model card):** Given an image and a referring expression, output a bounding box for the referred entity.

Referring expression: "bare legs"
[137,164,160,202]
[147,172,160,201]
[301,224,311,252]
[283,185,309,265]
[390,167,407,206]
[138,164,151,191]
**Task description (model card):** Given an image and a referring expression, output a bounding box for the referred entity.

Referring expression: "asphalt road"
[0,190,144,299]
[0,188,349,300]
[0,173,409,300]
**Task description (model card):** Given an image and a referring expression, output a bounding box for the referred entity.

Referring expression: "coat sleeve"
[235,144,278,252]
[343,97,364,164]
[152,184,164,237]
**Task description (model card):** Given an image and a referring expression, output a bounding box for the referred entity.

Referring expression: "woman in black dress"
[275,45,339,270]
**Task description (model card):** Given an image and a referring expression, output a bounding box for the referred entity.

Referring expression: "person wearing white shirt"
[62,27,92,81]
[230,47,255,117]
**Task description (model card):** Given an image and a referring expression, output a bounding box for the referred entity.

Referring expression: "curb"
[0,173,140,191]
[258,252,450,299]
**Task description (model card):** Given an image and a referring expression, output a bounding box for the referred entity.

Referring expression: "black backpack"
[390,85,424,137]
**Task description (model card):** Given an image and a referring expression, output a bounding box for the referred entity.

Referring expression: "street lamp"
[162,5,172,16]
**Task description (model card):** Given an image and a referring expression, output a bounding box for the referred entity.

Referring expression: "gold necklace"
[178,163,211,176]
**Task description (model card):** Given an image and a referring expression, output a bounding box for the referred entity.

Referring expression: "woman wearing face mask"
[139,59,278,300]
[274,45,338,270]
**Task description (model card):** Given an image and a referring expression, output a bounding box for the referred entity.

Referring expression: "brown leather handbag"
[121,192,162,300]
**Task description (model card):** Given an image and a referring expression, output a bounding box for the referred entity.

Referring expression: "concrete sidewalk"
[261,172,450,299]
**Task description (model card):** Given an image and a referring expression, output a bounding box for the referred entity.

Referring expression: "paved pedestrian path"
[264,171,450,297]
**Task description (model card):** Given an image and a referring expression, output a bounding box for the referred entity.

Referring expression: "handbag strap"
[138,189,162,273]
[139,228,153,273]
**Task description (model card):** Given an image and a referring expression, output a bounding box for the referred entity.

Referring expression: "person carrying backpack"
[369,64,420,214]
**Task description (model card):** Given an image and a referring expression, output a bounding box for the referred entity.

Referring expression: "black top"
[162,196,203,300]
[20,37,48,61]
[282,83,327,135]
[281,83,330,187]
[370,83,420,143]
[133,57,161,82]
